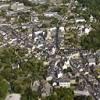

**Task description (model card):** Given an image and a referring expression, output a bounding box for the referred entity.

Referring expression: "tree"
[74,96,92,100]
[64,31,79,47]
[77,0,100,21]
[0,46,46,98]
[80,30,100,50]
[21,86,38,100]
[0,76,9,100]
[43,88,74,100]
[55,88,74,100]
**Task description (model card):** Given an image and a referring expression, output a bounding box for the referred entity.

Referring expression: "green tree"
[21,86,38,100]
[0,76,9,100]
[43,88,74,100]
[55,88,74,100]
[0,46,46,98]
[74,96,92,100]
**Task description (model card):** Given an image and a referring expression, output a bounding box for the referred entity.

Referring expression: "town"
[0,0,100,100]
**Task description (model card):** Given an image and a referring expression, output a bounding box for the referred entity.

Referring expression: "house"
[54,59,60,67]
[71,52,80,59]
[49,27,56,32]
[11,2,25,11]
[90,15,94,22]
[37,44,44,49]
[6,11,17,17]
[43,61,49,66]
[59,27,65,33]
[97,75,100,79]
[31,80,40,91]
[84,72,89,75]
[51,47,56,55]
[0,3,10,10]
[41,80,52,97]
[57,71,63,78]
[52,82,57,86]
[0,17,6,23]
[70,79,76,85]
[11,63,20,69]
[10,17,16,24]
[29,0,47,4]
[57,76,71,88]
[62,61,70,69]
[75,18,86,23]
[59,81,70,88]
[96,50,100,64]
[0,0,10,1]
[88,58,96,66]
[46,76,53,81]
[32,16,39,23]
[5,93,21,100]
[34,31,43,36]
[79,68,84,72]
[74,90,90,96]
[84,27,91,35]
[49,0,62,4]
[44,12,58,17]
[8,38,17,44]
[46,30,52,41]
[0,30,6,36]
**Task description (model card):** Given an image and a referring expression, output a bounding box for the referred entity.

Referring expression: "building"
[29,0,47,4]
[0,3,10,10]
[57,76,71,88]
[31,80,40,91]
[88,58,96,66]
[44,12,58,17]
[5,94,21,100]
[75,18,86,23]
[46,76,53,81]
[41,80,52,97]
[49,0,62,4]
[59,81,70,88]
[0,0,11,1]
[11,2,25,11]
[74,90,90,96]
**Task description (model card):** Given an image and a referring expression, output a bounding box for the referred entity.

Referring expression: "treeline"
[77,0,100,50]
[80,29,100,50]
[0,46,46,100]
[77,0,100,21]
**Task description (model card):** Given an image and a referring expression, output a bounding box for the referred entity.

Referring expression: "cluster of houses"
[0,0,100,100]
[30,49,100,99]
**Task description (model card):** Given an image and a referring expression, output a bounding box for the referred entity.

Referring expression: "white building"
[59,82,70,88]
[75,18,86,23]
[49,0,62,4]
[44,12,58,17]
[0,0,10,1]
[51,47,56,55]
[34,31,43,36]
[90,15,94,22]
[62,61,69,69]
[11,2,24,11]
[29,0,47,4]
[79,68,84,72]
[88,58,96,66]
[74,90,90,96]
[0,4,10,10]
[5,94,21,100]
[58,72,63,78]
[46,76,53,81]
[52,82,57,86]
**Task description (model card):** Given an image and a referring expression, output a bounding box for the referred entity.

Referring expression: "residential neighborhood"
[0,0,100,100]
